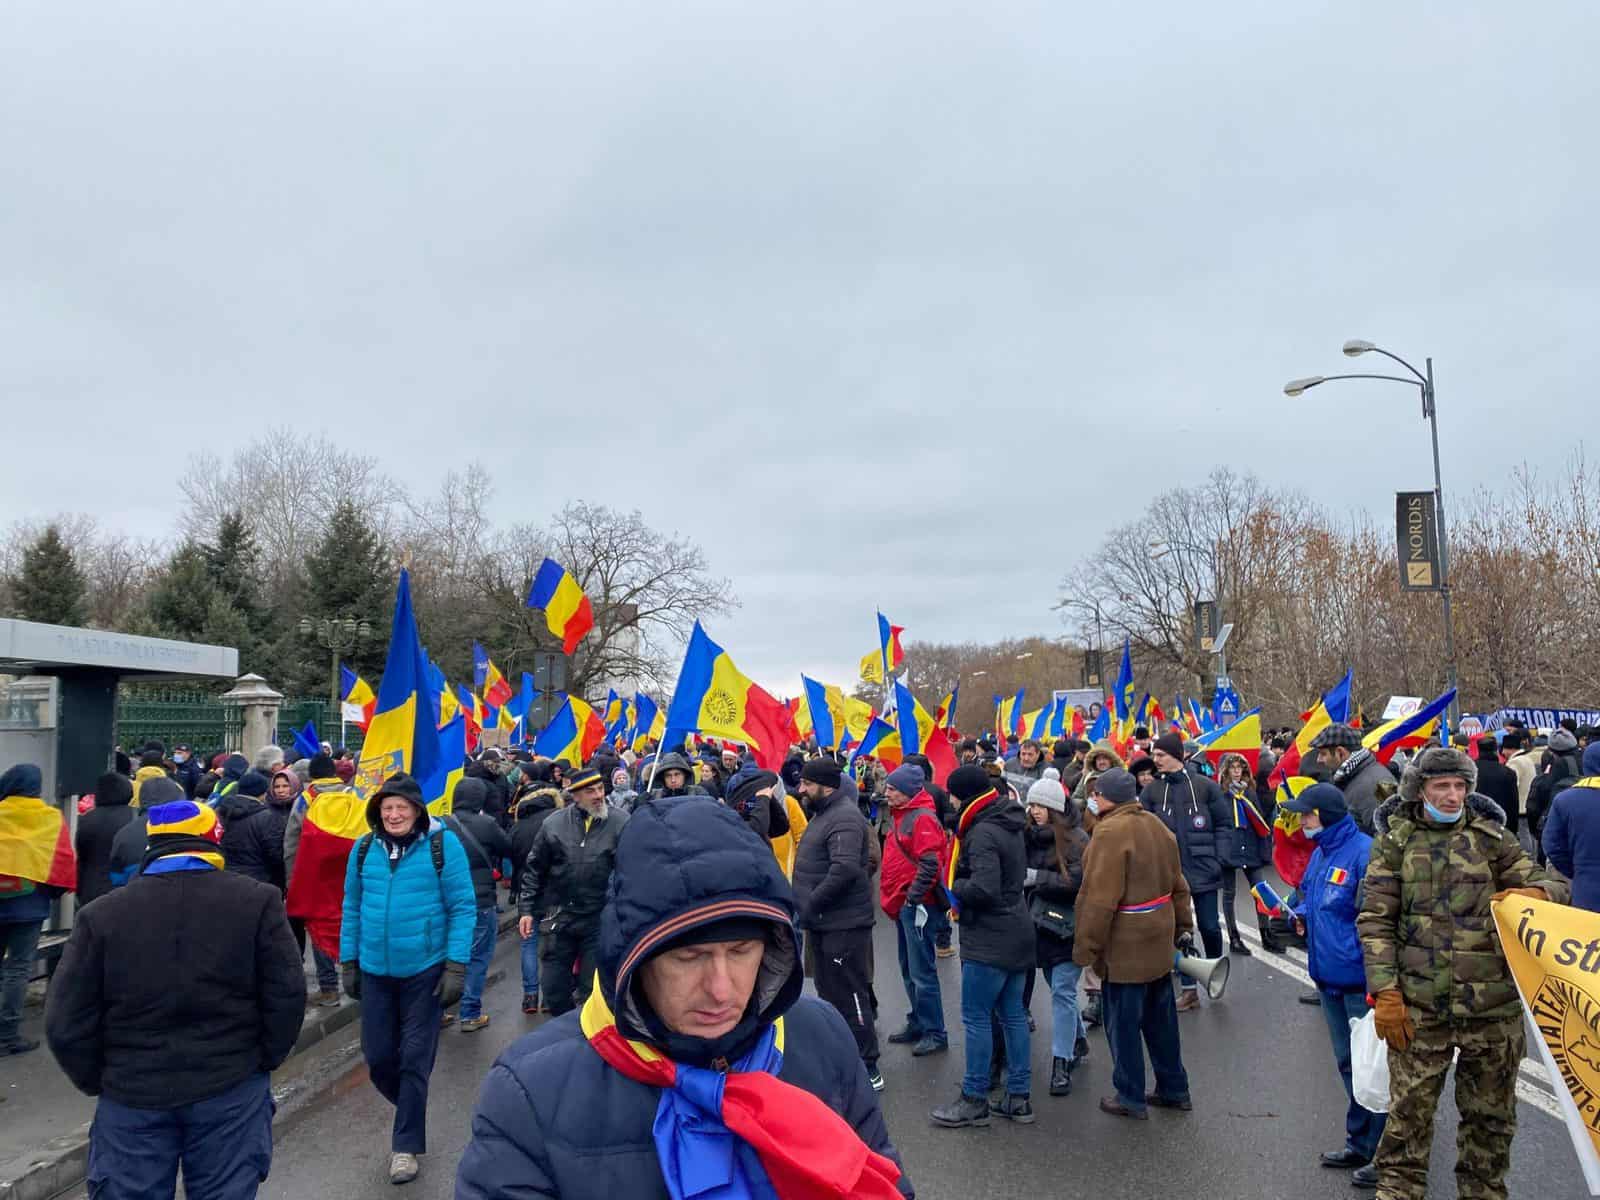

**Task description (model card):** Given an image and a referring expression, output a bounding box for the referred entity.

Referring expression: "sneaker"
[887,1025,921,1045]
[930,1092,990,1128]
[389,1152,420,1184]
[460,1015,491,1033]
[313,989,342,1008]
[935,944,956,959]
[1049,1057,1072,1097]
[1228,936,1253,957]
[1,1038,39,1056]
[911,1035,948,1057]
[522,994,539,1015]
[867,1068,886,1092]
[993,1094,1035,1124]
[1352,1162,1378,1190]
[1146,1092,1193,1111]
[1175,989,1200,1012]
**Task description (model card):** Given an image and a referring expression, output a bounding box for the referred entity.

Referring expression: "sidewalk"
[0,908,519,1200]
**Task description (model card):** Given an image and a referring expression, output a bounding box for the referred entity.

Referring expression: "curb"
[1,908,521,1200]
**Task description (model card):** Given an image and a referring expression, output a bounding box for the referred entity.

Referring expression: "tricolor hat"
[146,800,223,844]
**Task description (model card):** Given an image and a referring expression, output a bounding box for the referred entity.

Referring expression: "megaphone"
[1174,951,1230,1000]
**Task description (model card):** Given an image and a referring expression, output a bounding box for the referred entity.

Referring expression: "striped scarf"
[943,788,998,920]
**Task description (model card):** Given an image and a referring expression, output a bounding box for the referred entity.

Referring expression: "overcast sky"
[4,2,1595,692]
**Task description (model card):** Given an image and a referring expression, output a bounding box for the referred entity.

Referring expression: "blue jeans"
[1103,979,1189,1114]
[1178,888,1222,990]
[930,906,952,950]
[459,907,498,1020]
[894,905,946,1042]
[1046,960,1086,1059]
[360,965,444,1153]
[0,919,42,1048]
[86,1072,274,1200]
[960,961,1030,1097]
[520,926,541,997]
[1320,987,1388,1159]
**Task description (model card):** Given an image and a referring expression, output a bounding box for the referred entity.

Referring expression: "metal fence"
[114,688,365,758]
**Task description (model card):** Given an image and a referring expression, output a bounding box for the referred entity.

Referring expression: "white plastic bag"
[1350,1010,1391,1114]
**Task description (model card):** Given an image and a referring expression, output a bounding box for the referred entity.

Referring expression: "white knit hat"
[1026,768,1067,813]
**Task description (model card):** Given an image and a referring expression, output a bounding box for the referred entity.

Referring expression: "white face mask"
[1086,796,1101,816]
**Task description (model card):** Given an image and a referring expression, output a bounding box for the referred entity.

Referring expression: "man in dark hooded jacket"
[510,767,563,1013]
[644,750,708,801]
[456,795,912,1200]
[465,749,513,825]
[75,771,138,907]
[216,772,287,892]
[449,776,514,1032]
[107,776,184,889]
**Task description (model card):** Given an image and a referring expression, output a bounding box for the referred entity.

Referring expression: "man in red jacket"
[879,764,949,1056]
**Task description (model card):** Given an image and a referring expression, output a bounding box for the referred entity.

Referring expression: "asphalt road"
[155,894,1591,1200]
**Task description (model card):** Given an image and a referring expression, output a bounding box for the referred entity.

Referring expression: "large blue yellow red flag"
[1194,706,1263,771]
[1113,639,1136,735]
[935,686,959,731]
[663,623,795,770]
[1179,695,1203,739]
[534,695,608,766]
[802,676,835,748]
[849,715,899,778]
[340,664,377,730]
[356,570,443,795]
[1362,688,1455,764]
[421,714,467,814]
[859,613,906,684]
[1272,670,1356,786]
[630,692,662,751]
[473,642,514,708]
[0,765,76,895]
[525,558,595,656]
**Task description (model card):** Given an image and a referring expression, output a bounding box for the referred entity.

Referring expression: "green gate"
[116,686,240,755]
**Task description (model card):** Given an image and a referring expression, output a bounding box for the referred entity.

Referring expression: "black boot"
[1228,933,1254,956]
[1082,991,1102,1028]
[1049,1057,1072,1096]
[1072,1034,1090,1066]
[1258,913,1288,954]
[931,1092,990,1128]
[988,1055,1005,1094]
[994,1093,1035,1123]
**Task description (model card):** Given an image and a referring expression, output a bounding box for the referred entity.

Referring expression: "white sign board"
[1381,696,1422,721]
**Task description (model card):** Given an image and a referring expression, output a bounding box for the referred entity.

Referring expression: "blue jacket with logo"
[339,817,476,977]
[1294,813,1371,993]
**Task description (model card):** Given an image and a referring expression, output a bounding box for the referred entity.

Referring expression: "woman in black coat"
[1216,752,1284,954]
[75,772,139,907]
[1020,770,1089,1096]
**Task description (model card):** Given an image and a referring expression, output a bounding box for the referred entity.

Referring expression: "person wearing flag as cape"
[456,794,912,1199]
[1358,745,1568,1200]
[0,764,76,1056]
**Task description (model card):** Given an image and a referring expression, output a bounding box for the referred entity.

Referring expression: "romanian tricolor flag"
[355,571,443,795]
[801,676,835,748]
[1362,688,1455,765]
[1272,775,1320,889]
[935,686,959,731]
[630,692,663,752]
[339,663,377,730]
[423,714,467,814]
[892,680,957,785]
[1112,639,1136,738]
[1272,671,1355,787]
[286,783,370,961]
[473,642,514,708]
[663,623,796,771]
[0,767,76,897]
[1328,866,1350,886]
[1194,707,1263,772]
[849,715,902,778]
[858,612,906,685]
[1179,696,1203,739]
[526,557,595,656]
[534,695,608,766]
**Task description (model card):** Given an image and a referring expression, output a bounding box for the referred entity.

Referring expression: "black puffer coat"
[450,777,515,909]
[1140,768,1232,892]
[1023,810,1087,969]
[75,774,139,907]
[216,786,289,893]
[1218,752,1274,872]
[792,778,875,933]
[951,795,1035,972]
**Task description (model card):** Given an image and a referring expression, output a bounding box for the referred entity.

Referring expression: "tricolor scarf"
[580,989,903,1200]
[943,788,998,920]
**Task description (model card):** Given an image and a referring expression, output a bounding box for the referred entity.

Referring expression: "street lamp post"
[298,615,374,722]
[1285,341,1458,725]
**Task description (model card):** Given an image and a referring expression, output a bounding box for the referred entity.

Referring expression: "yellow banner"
[1493,895,1600,1194]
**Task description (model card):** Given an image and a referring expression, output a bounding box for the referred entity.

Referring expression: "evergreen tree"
[13,524,88,626]
[202,511,262,629]
[141,542,217,641]
[303,500,393,680]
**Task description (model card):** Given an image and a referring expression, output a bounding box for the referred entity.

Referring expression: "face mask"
[1424,801,1464,824]
[1303,823,1322,840]
[1086,796,1101,815]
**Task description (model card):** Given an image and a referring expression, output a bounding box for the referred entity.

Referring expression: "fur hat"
[1400,745,1477,803]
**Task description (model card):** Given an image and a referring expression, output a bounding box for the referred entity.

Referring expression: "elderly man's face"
[571,780,606,812]
[1421,775,1468,814]
[639,937,765,1039]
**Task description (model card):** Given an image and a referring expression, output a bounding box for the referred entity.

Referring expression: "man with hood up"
[645,750,709,801]
[75,771,138,907]
[1358,745,1567,1200]
[1541,740,1600,912]
[216,771,287,892]
[447,776,514,1033]
[510,764,564,1013]
[456,795,913,1199]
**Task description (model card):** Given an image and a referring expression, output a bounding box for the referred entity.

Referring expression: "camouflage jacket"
[1358,792,1569,1022]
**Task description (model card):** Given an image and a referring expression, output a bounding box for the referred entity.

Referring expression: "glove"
[341,962,362,1002]
[434,961,467,1009]
[913,905,929,931]
[1492,887,1546,903]
[1176,932,1197,957]
[1372,988,1414,1052]
[1024,868,1040,887]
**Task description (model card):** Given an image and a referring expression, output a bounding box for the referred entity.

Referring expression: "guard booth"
[0,618,238,959]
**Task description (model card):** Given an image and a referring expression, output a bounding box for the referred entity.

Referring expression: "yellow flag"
[1493,894,1600,1193]
[859,648,884,684]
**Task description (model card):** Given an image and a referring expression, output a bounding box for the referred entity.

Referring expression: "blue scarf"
[650,1025,783,1200]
